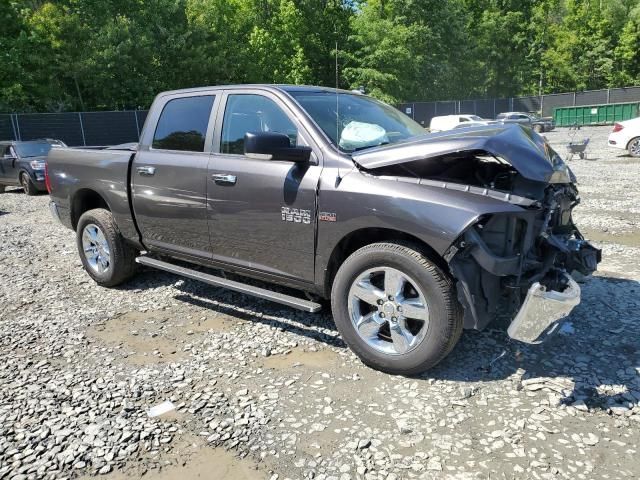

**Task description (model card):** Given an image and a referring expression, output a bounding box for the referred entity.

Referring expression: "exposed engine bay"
[366,148,601,339]
[372,151,549,201]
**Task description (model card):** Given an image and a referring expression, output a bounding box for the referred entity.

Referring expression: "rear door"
[132,93,220,259]
[207,90,322,282]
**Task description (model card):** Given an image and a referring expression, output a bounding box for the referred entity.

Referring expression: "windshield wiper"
[352,141,390,152]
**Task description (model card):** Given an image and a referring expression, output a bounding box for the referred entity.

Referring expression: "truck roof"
[156,84,357,97]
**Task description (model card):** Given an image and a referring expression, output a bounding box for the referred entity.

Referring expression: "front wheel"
[628,137,640,158]
[20,172,38,196]
[76,208,138,287]
[331,242,462,375]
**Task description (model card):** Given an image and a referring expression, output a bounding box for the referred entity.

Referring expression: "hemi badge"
[319,212,337,222]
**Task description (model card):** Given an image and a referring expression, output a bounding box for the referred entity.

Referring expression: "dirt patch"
[85,436,262,480]
[581,228,640,248]
[262,347,342,370]
[88,309,234,365]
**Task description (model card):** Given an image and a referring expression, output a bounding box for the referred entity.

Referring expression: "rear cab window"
[153,96,215,152]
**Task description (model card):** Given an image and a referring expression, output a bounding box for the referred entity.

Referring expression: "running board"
[135,256,322,313]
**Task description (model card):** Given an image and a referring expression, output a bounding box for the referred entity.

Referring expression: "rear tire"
[20,172,37,196]
[76,208,138,287]
[628,137,640,158]
[331,242,463,376]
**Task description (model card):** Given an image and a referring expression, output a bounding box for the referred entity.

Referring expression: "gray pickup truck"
[47,85,600,375]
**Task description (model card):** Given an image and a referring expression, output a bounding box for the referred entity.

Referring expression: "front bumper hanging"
[507,272,581,344]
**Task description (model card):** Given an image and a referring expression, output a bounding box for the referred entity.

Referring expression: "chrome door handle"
[211,173,237,185]
[136,166,156,176]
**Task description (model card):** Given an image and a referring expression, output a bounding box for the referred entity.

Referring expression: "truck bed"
[46,146,139,242]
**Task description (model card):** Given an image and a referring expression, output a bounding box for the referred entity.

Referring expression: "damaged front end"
[354,125,601,344]
[446,183,600,343]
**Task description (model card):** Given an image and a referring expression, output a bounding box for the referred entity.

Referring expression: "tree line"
[1,0,639,112]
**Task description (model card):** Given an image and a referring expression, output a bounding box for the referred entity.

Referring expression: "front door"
[132,94,218,259]
[207,91,322,282]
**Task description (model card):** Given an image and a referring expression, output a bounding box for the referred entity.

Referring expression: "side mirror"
[244,132,311,163]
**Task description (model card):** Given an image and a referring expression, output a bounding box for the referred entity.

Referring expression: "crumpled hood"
[351,124,566,183]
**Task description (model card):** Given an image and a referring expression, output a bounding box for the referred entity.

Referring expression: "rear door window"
[220,94,297,155]
[153,96,215,152]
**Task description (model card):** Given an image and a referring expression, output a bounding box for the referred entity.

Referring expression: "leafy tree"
[612,3,640,85]
[2,0,640,112]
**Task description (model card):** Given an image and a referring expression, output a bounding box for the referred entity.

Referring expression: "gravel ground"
[1,125,639,480]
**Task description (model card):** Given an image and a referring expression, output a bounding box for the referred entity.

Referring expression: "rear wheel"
[76,208,138,287]
[331,242,462,376]
[628,137,640,158]
[20,172,37,196]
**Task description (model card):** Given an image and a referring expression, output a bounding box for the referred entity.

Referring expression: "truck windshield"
[15,142,53,158]
[290,91,426,152]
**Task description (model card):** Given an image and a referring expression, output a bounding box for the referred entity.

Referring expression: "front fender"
[314,169,526,285]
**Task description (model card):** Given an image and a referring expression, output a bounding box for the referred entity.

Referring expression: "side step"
[135,256,322,313]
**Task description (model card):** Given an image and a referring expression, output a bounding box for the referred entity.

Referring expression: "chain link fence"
[399,86,640,127]
[4,85,640,145]
[0,110,149,147]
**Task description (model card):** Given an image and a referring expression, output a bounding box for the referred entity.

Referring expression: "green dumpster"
[553,102,639,127]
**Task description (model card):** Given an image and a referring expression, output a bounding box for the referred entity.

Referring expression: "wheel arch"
[322,227,450,298]
[626,136,640,150]
[70,188,111,230]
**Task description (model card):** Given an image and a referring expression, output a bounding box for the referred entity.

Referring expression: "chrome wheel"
[82,223,111,274]
[348,267,429,355]
[629,138,640,157]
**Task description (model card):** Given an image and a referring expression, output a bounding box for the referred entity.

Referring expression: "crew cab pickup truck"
[47,85,600,375]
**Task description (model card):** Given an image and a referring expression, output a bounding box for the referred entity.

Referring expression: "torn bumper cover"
[507,272,580,344]
[447,205,600,345]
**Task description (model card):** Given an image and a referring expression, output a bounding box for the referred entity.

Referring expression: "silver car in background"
[496,112,555,133]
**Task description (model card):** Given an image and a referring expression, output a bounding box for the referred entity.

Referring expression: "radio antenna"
[335,26,339,144]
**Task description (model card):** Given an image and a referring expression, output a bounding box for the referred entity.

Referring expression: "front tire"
[628,137,640,158]
[20,172,37,196]
[76,208,138,287]
[331,242,462,376]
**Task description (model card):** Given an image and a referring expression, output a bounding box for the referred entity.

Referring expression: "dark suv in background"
[0,139,65,195]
